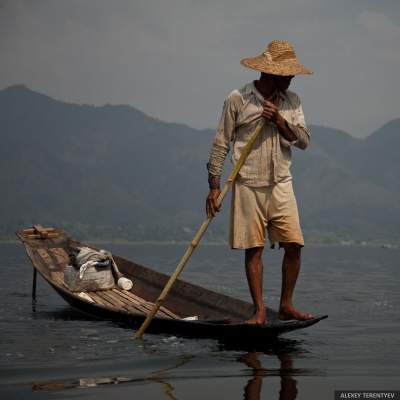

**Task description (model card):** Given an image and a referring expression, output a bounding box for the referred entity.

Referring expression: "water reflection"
[240,351,297,400]
[25,301,320,400]
[148,354,193,400]
[31,336,320,400]
[220,337,319,400]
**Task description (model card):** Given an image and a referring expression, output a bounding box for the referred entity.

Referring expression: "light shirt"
[207,81,310,187]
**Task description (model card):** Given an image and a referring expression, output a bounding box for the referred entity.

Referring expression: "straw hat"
[240,40,312,76]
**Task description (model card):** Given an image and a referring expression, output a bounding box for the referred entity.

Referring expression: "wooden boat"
[16,225,327,340]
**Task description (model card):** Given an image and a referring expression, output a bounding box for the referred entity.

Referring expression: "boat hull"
[16,227,328,340]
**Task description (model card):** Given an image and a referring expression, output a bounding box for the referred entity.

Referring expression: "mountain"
[0,85,213,240]
[293,123,400,241]
[1,84,399,243]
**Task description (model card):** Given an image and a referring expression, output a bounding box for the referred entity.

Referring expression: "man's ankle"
[256,304,266,312]
[279,303,293,311]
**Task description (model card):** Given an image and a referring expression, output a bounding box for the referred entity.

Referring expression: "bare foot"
[278,306,314,321]
[244,305,267,325]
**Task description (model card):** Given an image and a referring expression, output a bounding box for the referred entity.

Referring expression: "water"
[0,242,399,399]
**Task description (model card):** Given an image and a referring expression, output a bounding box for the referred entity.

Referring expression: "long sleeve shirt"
[207,81,310,187]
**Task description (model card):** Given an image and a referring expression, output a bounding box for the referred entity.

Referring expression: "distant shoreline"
[2,238,399,248]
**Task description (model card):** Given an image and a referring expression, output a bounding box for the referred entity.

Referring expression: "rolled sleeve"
[207,93,237,177]
[284,95,311,150]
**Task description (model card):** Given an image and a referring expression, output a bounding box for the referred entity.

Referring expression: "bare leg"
[244,247,266,325]
[278,243,314,321]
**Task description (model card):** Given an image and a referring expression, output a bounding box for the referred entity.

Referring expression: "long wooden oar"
[135,117,266,338]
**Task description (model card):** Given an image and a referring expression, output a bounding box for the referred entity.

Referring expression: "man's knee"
[245,246,264,260]
[281,242,302,258]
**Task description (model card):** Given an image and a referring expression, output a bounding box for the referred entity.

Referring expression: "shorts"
[229,180,304,249]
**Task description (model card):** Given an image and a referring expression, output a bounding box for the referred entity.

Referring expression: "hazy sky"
[1,0,399,137]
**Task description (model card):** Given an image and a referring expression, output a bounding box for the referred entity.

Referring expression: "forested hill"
[1,85,399,243]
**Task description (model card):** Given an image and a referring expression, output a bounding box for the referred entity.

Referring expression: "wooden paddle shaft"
[135,118,266,338]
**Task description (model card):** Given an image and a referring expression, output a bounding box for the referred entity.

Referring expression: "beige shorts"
[229,180,304,249]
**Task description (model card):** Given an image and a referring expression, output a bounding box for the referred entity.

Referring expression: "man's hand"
[262,100,284,125]
[262,100,297,142]
[206,189,221,218]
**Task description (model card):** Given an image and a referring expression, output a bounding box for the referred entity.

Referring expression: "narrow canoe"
[16,226,327,340]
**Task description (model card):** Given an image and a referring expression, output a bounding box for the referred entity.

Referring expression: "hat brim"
[240,56,313,76]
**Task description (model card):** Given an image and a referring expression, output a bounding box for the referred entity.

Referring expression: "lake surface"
[0,242,399,399]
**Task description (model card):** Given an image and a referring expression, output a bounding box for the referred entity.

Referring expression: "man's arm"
[276,118,310,150]
[262,96,310,150]
[206,93,237,217]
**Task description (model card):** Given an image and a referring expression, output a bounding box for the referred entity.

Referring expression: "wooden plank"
[23,227,56,234]
[88,292,116,309]
[111,289,167,317]
[118,290,151,307]
[96,290,141,315]
[113,289,154,315]
[51,271,64,286]
[36,248,58,271]
[33,224,48,234]
[159,305,180,319]
[32,224,58,239]
[99,291,131,312]
[123,295,157,314]
[26,233,59,239]
[26,248,52,280]
[75,292,95,303]
[111,289,155,315]
[120,290,180,319]
[26,247,40,268]
[48,247,69,266]
[91,291,141,316]
[115,289,177,319]
[107,290,146,314]
[113,289,166,317]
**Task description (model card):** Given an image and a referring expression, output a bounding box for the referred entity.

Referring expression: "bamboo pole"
[135,118,266,338]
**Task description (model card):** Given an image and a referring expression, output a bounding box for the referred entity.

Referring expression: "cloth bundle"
[68,247,133,291]
[72,247,114,279]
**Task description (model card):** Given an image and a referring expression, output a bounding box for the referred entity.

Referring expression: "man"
[206,40,314,325]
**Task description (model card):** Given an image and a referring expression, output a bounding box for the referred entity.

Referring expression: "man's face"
[272,75,294,91]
